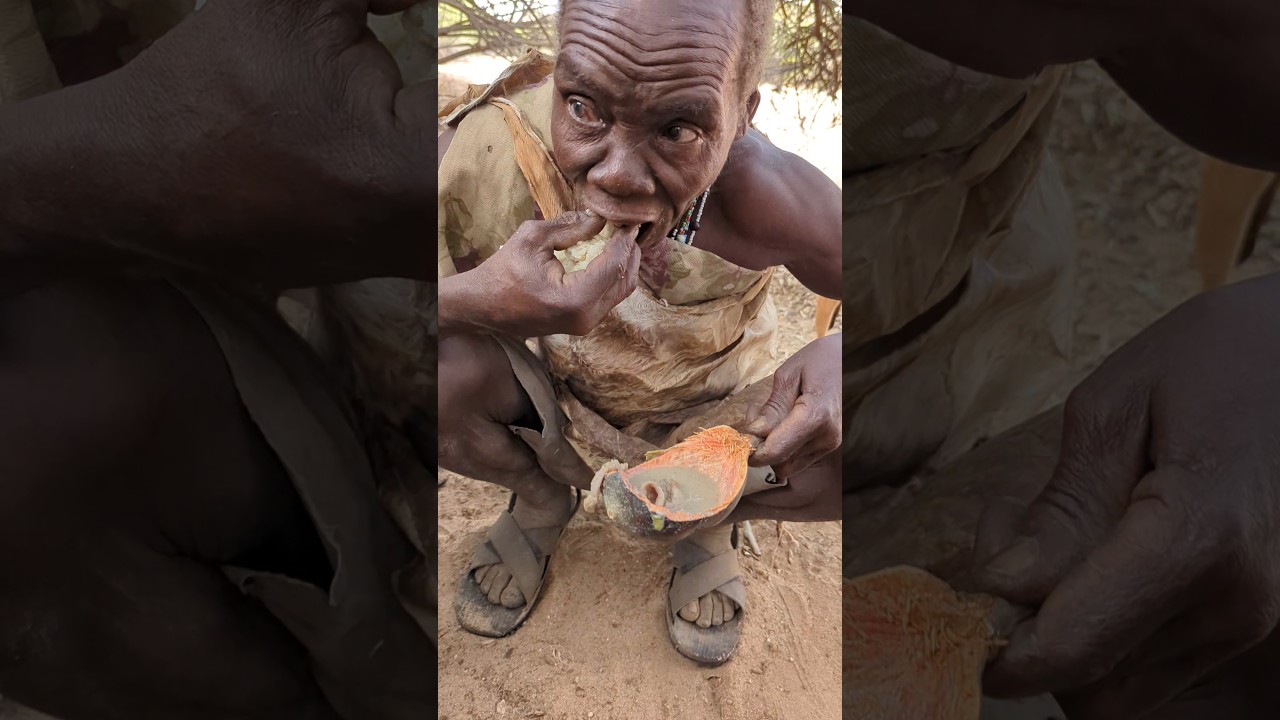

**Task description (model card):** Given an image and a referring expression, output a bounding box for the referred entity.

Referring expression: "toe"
[711,593,724,626]
[499,580,525,609]
[723,597,736,622]
[487,566,512,605]
[475,565,493,593]
[679,599,700,623]
[697,595,713,628]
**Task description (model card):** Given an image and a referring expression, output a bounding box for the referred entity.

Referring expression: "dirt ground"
[5,61,1278,720]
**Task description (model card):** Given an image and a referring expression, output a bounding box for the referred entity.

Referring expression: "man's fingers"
[395,82,439,137]
[746,368,801,440]
[567,222,640,302]
[549,212,610,251]
[1058,638,1250,720]
[772,448,828,481]
[975,385,1151,604]
[750,401,821,471]
[984,467,1212,697]
[1115,582,1277,677]
[972,496,1029,568]
[505,212,602,255]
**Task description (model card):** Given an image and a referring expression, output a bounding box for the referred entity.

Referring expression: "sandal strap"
[669,542,746,612]
[466,514,565,601]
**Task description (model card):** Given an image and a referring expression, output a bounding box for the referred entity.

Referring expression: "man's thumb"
[549,211,609,251]
[973,477,1114,605]
[746,369,800,437]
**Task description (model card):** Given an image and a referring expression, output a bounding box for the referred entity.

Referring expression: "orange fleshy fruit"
[843,567,1005,720]
[598,425,754,539]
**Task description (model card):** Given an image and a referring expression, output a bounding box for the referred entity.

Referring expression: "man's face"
[553,0,748,249]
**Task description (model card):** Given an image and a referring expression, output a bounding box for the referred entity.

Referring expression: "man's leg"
[0,278,338,720]
[437,333,576,609]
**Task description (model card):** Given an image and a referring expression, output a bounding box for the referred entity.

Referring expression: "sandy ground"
[5,58,1278,720]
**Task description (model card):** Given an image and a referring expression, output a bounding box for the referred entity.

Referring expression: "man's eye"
[663,125,697,143]
[568,98,597,123]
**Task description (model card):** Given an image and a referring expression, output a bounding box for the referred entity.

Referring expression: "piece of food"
[844,566,1013,720]
[554,222,634,272]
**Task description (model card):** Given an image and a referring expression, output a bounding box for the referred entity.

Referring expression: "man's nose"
[587,140,655,198]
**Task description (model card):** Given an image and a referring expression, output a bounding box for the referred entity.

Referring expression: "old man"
[437,0,841,664]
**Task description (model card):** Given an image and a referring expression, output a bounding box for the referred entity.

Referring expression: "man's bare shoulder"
[716,131,840,263]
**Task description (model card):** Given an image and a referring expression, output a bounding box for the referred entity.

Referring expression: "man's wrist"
[439,270,498,337]
[0,75,165,270]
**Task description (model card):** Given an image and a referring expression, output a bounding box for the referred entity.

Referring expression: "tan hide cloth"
[438,50,779,466]
[841,20,1076,494]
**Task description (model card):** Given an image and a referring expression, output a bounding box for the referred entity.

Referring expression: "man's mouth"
[608,220,657,246]
[578,196,661,246]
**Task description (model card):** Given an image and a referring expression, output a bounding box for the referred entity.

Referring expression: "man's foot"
[667,523,746,665]
[454,485,579,637]
[675,524,740,627]
[472,488,577,608]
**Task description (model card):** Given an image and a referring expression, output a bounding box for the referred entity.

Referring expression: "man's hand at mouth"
[439,212,642,339]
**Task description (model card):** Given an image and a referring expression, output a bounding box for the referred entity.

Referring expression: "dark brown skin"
[437,209,642,338]
[848,0,1280,171]
[0,0,436,290]
[438,0,841,493]
[844,404,1280,720]
[963,273,1280,717]
[0,278,342,719]
[0,0,439,716]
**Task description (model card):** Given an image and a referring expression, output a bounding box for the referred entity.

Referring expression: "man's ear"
[737,89,761,139]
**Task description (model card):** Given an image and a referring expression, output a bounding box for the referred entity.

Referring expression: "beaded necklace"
[667,188,711,246]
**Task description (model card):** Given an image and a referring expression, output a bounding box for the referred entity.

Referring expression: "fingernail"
[983,622,1041,696]
[983,537,1040,579]
[987,620,1040,679]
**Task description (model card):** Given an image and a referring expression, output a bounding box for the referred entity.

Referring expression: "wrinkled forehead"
[557,0,743,101]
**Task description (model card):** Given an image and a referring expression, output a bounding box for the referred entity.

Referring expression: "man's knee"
[0,278,273,552]
[437,334,529,442]
[0,285,166,541]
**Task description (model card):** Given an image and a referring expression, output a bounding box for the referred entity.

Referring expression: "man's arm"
[849,0,1280,170]
[436,125,644,339]
[1,0,437,291]
[0,82,150,280]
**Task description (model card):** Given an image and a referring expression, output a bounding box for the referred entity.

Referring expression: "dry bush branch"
[437,0,843,100]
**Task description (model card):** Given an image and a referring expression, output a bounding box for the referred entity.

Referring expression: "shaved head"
[558,0,775,103]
